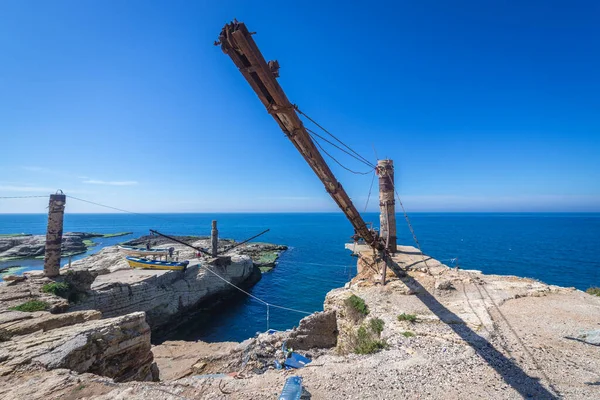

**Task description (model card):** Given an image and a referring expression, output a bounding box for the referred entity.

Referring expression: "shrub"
[397,313,417,323]
[42,282,71,298]
[345,294,369,317]
[354,326,387,354]
[402,331,415,338]
[369,317,385,336]
[9,300,49,312]
[586,287,600,297]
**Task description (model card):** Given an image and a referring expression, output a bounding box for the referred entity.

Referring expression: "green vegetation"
[397,313,417,323]
[82,239,97,248]
[0,266,26,276]
[42,282,71,298]
[586,287,600,296]
[101,232,132,238]
[353,325,387,354]
[9,300,49,312]
[369,317,385,335]
[402,331,415,338]
[256,252,278,265]
[345,294,369,317]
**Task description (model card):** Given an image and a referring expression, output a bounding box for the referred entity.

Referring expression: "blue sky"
[1,0,598,213]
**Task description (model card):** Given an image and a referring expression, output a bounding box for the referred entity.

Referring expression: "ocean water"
[1,213,599,342]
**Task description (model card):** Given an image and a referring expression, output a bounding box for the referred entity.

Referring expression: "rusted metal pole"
[378,160,397,253]
[211,220,218,257]
[218,21,380,250]
[44,192,66,277]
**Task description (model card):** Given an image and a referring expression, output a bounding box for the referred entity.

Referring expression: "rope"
[0,195,48,199]
[363,170,376,212]
[197,261,313,331]
[66,195,181,223]
[296,107,376,168]
[308,131,373,175]
[306,127,375,169]
[381,172,432,272]
[472,272,561,398]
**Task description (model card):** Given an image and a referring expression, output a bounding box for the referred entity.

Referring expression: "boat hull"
[125,256,188,271]
[118,245,169,257]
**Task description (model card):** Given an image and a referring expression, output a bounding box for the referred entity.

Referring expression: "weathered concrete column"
[378,159,397,253]
[44,192,66,277]
[211,220,218,257]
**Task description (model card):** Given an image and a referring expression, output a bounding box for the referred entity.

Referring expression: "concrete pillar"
[211,220,218,257]
[44,192,66,277]
[378,159,397,253]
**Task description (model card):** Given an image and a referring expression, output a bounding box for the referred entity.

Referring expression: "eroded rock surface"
[1,246,599,399]
[68,255,258,330]
[0,233,104,261]
[0,311,157,382]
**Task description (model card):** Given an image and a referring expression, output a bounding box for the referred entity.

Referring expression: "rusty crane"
[217,20,395,253]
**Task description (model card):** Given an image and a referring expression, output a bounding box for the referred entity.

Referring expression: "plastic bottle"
[278,376,303,400]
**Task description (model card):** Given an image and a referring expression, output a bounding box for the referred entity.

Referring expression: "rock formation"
[0,232,128,261]
[69,255,258,330]
[0,311,157,382]
[1,245,599,399]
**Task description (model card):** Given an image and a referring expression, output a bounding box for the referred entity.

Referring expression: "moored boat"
[118,245,170,257]
[125,256,189,271]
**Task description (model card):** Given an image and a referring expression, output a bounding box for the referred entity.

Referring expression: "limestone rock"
[0,232,101,260]
[0,311,157,382]
[0,310,101,340]
[69,255,258,330]
[435,279,455,290]
[287,310,338,350]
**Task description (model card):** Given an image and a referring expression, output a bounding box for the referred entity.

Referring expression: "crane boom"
[218,21,378,248]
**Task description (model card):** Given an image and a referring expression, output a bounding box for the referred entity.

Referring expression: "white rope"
[199,263,313,316]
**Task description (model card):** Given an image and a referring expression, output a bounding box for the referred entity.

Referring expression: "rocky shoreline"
[0,232,132,262]
[0,244,599,399]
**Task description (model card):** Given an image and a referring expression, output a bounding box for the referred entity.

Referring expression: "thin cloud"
[83,180,138,186]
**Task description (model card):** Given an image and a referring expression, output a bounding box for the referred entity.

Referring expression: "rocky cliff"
[0,310,157,383]
[1,246,599,399]
[69,255,258,330]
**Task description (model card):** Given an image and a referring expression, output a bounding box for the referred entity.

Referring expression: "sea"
[1,213,599,342]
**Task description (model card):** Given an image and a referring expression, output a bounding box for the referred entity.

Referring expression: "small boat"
[118,245,170,257]
[125,256,189,271]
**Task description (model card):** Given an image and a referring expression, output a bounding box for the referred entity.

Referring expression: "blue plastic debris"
[281,340,311,369]
[279,376,303,400]
[284,352,311,369]
[274,359,282,369]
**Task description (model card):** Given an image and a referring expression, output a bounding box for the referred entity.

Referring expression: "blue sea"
[1,213,599,342]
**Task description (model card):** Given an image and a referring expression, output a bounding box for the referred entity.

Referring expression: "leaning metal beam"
[218,21,378,248]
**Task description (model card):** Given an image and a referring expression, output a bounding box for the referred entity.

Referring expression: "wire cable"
[381,173,432,271]
[363,170,376,212]
[296,107,376,168]
[306,127,376,169]
[198,262,312,315]
[308,131,373,175]
[0,195,48,199]
[67,195,181,223]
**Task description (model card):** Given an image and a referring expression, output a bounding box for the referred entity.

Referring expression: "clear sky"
[1,0,599,213]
